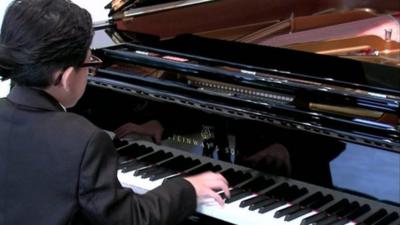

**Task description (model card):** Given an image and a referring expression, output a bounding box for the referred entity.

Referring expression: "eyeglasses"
[80,54,103,68]
[80,54,103,76]
[53,54,103,85]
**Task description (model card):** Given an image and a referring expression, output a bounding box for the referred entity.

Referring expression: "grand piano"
[73,0,400,224]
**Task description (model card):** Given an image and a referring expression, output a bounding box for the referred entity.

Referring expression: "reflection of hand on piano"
[114,120,164,144]
[241,143,291,177]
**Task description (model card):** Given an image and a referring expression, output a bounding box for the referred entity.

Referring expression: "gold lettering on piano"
[166,125,214,147]
[168,134,201,146]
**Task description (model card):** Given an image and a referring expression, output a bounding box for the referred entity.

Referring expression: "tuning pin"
[384,28,392,41]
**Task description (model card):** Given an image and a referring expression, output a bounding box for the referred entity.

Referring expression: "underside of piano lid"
[106,0,400,68]
[90,0,400,152]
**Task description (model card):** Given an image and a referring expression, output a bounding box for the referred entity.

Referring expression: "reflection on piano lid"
[116,140,400,225]
[107,0,400,38]
[257,15,400,47]
[106,0,216,21]
[102,0,400,68]
[90,37,399,152]
[236,8,379,43]
[254,14,400,68]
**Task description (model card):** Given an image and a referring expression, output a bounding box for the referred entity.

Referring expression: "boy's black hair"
[0,0,93,87]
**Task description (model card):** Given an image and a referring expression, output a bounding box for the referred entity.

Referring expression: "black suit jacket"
[0,86,196,225]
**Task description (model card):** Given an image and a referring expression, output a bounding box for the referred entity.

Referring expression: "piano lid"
[110,0,215,19]
[108,0,400,38]
[104,0,400,68]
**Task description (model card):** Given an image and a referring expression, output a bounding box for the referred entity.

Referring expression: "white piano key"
[197,194,291,225]
[118,169,161,194]
[344,222,357,225]
[118,169,180,194]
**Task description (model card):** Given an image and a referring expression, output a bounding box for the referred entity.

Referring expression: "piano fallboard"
[90,41,400,152]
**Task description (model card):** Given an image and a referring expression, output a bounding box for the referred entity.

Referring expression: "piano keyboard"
[116,140,400,225]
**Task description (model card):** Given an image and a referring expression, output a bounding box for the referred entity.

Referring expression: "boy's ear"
[59,66,75,92]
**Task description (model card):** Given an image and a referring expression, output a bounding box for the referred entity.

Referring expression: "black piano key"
[180,158,201,171]
[285,208,313,221]
[117,142,138,153]
[209,164,223,173]
[172,157,197,171]
[258,200,286,214]
[227,188,244,197]
[120,160,146,172]
[362,209,388,225]
[285,198,362,223]
[134,147,154,159]
[374,212,399,225]
[301,213,328,225]
[247,183,288,211]
[274,204,301,218]
[158,155,186,170]
[287,187,309,202]
[118,143,153,159]
[264,183,290,199]
[309,194,334,209]
[281,185,300,201]
[235,173,253,186]
[335,201,360,217]
[185,162,222,175]
[219,188,242,199]
[159,155,185,165]
[274,186,312,217]
[225,191,252,204]
[149,170,176,181]
[163,174,182,182]
[249,198,275,211]
[325,199,350,214]
[346,204,371,220]
[239,177,275,193]
[142,155,187,177]
[299,192,324,206]
[113,138,129,149]
[134,166,158,177]
[276,189,322,214]
[141,167,165,178]
[273,187,309,218]
[139,151,173,164]
[220,168,236,181]
[119,157,136,167]
[220,169,252,187]
[286,194,335,222]
[306,200,351,225]
[132,166,150,177]
[240,195,269,208]
[284,193,333,222]
[283,186,308,202]
[313,216,337,225]
[327,219,350,225]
